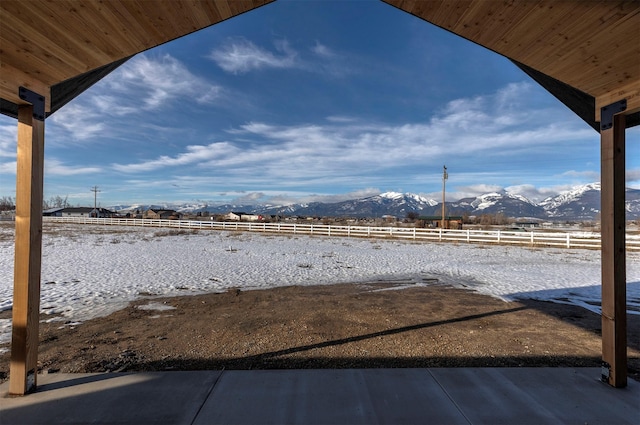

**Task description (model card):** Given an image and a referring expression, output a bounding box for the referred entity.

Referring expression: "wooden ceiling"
[1,0,638,129]
[383,0,640,125]
[0,0,273,115]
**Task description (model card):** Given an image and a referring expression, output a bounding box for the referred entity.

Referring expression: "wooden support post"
[9,103,45,395]
[600,111,626,388]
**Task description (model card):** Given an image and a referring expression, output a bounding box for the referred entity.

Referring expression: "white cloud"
[504,184,569,202]
[228,84,590,172]
[45,159,102,176]
[230,192,268,204]
[312,41,334,58]
[222,188,383,206]
[49,103,106,141]
[209,37,354,78]
[49,54,222,143]
[626,169,640,182]
[0,160,16,175]
[112,55,221,108]
[302,188,381,204]
[427,184,503,200]
[457,184,504,195]
[421,183,571,203]
[0,120,16,158]
[326,116,357,123]
[112,142,238,173]
[209,38,298,73]
[97,82,602,203]
[560,170,600,181]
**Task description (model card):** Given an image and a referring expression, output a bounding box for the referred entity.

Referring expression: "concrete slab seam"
[426,369,473,425]
[189,371,225,425]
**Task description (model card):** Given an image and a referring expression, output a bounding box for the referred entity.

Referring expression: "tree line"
[0,195,73,211]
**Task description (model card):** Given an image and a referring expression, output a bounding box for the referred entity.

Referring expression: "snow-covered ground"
[1,222,639,352]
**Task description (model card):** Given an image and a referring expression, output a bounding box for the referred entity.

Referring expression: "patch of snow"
[379,192,404,200]
[0,222,639,346]
[137,302,177,311]
[540,183,600,210]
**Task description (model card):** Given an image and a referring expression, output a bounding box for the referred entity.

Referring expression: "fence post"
[413,228,416,240]
[531,231,535,246]
[439,228,442,241]
[467,229,470,243]
[567,233,571,249]
[497,230,501,243]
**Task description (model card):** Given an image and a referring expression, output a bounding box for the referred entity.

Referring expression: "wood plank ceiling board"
[0,0,274,117]
[383,0,640,130]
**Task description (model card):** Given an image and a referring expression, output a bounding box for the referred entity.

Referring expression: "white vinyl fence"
[43,216,640,251]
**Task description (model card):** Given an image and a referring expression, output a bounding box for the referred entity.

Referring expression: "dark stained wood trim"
[512,60,598,132]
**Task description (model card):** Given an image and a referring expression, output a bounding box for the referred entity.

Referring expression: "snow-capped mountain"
[107,184,640,220]
[259,192,440,218]
[448,191,544,218]
[539,183,640,220]
[539,183,602,219]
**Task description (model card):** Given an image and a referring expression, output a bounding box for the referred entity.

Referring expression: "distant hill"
[447,191,544,218]
[109,183,640,220]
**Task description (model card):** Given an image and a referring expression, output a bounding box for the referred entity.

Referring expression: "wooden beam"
[9,104,45,395]
[600,111,626,388]
[0,60,52,112]
[595,80,640,122]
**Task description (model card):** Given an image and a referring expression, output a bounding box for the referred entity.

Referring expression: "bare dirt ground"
[1,282,638,382]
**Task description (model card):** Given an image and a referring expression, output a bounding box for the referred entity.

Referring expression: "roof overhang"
[1,1,638,132]
[383,0,640,131]
[0,0,274,118]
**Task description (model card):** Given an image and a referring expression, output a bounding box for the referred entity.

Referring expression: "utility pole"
[441,165,448,229]
[90,186,100,217]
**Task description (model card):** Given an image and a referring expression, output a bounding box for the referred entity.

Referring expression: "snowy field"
[1,222,639,351]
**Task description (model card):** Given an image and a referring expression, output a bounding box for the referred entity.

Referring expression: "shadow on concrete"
[34,372,123,393]
[1,371,222,425]
[2,368,639,425]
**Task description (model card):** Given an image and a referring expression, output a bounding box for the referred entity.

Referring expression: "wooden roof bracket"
[18,87,46,122]
[600,99,627,131]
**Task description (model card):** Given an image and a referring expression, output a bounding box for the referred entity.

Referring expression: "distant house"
[143,209,181,220]
[419,216,463,230]
[46,207,114,218]
[224,211,263,222]
[43,207,64,217]
[225,211,246,221]
[513,220,542,228]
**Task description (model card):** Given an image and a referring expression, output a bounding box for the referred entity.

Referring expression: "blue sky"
[1,0,638,207]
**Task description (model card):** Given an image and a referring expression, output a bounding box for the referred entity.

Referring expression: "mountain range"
[111,183,640,221]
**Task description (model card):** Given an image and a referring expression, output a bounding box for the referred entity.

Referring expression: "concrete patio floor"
[1,368,638,424]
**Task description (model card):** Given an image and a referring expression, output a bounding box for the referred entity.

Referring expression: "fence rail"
[43,216,640,251]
